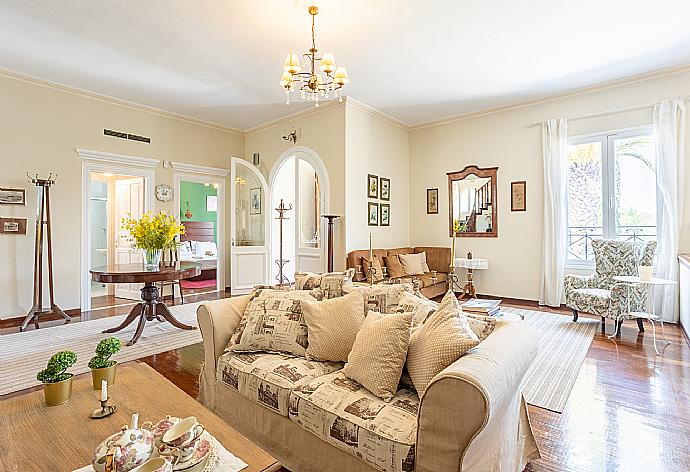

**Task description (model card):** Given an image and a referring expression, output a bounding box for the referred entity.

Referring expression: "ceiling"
[2,0,690,130]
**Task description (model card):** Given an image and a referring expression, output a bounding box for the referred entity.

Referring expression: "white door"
[230,158,270,294]
[115,177,145,300]
[270,152,326,283]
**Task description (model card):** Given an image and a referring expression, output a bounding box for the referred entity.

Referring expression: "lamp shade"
[284,53,301,74]
[319,53,336,73]
[333,67,349,85]
[280,71,293,87]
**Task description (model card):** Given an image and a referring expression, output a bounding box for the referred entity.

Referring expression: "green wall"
[180,181,218,241]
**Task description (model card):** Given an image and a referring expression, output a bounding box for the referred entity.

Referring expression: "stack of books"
[461,298,502,317]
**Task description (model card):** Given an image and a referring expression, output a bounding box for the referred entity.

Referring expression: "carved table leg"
[127,306,148,346]
[102,303,144,334]
[155,302,196,331]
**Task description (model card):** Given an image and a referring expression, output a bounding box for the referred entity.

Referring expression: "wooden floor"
[3,293,689,472]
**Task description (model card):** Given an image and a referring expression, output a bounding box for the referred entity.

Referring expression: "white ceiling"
[1,0,690,130]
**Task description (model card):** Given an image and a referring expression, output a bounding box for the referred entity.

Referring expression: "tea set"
[92,413,217,472]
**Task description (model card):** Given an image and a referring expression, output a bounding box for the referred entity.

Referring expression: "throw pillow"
[383,255,406,279]
[294,269,355,297]
[406,291,480,396]
[342,310,414,402]
[226,290,315,356]
[362,256,384,283]
[301,290,366,362]
[399,253,426,276]
[464,312,497,341]
[418,251,431,273]
[349,284,414,314]
[395,291,438,328]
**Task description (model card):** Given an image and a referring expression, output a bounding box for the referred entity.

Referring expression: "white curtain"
[653,99,686,322]
[539,118,569,307]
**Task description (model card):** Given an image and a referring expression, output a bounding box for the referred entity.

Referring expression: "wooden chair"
[158,247,184,305]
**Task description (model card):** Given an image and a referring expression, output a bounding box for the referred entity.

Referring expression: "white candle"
[451,228,456,267]
[101,379,108,402]
[369,233,373,262]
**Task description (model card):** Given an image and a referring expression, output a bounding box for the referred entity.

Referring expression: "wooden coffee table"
[91,262,202,346]
[1,362,281,472]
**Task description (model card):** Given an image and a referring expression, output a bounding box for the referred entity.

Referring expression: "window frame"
[565,125,655,269]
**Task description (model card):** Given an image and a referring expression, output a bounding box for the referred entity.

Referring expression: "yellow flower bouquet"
[121,212,185,269]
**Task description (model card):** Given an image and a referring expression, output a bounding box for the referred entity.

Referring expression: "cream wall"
[345,102,410,251]
[409,69,690,301]
[244,104,347,270]
[0,73,244,318]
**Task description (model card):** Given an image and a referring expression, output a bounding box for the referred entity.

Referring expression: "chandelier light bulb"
[280,71,293,87]
[333,67,349,85]
[319,53,336,74]
[284,53,301,74]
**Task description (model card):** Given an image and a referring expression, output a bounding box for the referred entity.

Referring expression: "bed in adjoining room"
[179,221,217,289]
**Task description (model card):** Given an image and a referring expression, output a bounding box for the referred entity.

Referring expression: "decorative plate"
[155,184,174,202]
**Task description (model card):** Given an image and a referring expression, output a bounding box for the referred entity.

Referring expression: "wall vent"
[104,128,151,144]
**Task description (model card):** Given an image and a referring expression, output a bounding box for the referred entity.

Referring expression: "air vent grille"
[104,128,151,144]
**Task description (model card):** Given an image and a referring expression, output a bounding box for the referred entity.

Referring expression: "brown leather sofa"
[346,246,450,299]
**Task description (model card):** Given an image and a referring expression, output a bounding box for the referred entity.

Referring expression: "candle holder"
[448,266,460,295]
[91,397,117,419]
[367,266,377,287]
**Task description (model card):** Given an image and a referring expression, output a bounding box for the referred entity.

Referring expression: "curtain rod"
[526,96,689,127]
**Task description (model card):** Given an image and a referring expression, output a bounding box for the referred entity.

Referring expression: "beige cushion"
[294,269,355,298]
[301,291,366,362]
[349,284,414,315]
[395,291,438,329]
[399,252,426,275]
[342,310,413,402]
[217,351,342,416]
[406,291,480,396]
[226,290,314,356]
[362,256,384,283]
[418,251,431,272]
[383,254,406,279]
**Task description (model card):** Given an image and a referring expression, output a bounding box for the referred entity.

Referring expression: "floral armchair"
[564,239,656,334]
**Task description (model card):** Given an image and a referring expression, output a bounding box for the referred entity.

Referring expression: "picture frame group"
[367,174,391,226]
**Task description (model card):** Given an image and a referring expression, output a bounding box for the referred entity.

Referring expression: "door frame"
[268,146,331,276]
[78,149,158,312]
[173,165,228,294]
[230,157,271,293]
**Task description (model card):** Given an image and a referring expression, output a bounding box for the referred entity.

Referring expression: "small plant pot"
[91,362,117,390]
[43,376,73,406]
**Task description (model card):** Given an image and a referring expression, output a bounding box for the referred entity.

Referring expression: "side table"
[454,252,489,298]
[610,275,677,355]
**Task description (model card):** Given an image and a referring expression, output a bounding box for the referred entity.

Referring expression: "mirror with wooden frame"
[447,165,498,237]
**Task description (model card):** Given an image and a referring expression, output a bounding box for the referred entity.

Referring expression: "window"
[566,127,657,265]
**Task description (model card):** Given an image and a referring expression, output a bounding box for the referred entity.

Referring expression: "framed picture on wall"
[206,195,218,212]
[426,188,438,214]
[368,202,379,226]
[367,174,379,199]
[0,188,26,205]
[511,181,526,212]
[0,217,27,234]
[250,187,262,214]
[380,178,390,201]
[380,203,390,226]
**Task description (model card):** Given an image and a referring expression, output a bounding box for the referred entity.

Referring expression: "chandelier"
[280,4,349,107]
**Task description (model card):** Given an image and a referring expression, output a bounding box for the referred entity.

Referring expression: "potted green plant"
[36,350,77,406]
[89,337,122,389]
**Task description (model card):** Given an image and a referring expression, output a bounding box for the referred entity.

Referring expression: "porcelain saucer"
[172,433,217,472]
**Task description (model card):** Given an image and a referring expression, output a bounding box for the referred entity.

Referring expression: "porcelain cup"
[161,416,204,462]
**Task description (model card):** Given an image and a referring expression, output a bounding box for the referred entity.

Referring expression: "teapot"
[92,413,155,472]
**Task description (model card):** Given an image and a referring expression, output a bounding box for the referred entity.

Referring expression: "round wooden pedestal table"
[90,262,201,346]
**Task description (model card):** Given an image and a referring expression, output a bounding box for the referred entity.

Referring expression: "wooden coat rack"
[20,173,70,331]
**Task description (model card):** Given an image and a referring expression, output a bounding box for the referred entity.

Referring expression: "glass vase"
[143,249,162,271]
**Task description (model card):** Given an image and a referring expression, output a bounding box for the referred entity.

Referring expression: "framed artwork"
[380,203,390,226]
[511,181,526,212]
[380,178,390,201]
[0,217,27,234]
[206,195,218,212]
[0,187,26,205]
[426,188,438,214]
[367,202,379,226]
[367,174,379,199]
[250,188,262,214]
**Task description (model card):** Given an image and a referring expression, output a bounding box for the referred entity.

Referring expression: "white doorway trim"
[173,168,227,294]
[268,146,331,276]
[78,148,157,312]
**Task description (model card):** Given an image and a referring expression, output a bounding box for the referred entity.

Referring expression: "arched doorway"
[269,147,330,283]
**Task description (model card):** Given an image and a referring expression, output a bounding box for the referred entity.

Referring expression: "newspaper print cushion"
[226,290,316,356]
[348,284,414,315]
[342,311,414,402]
[294,269,356,298]
[289,371,417,472]
[395,291,438,329]
[464,312,497,341]
[217,351,342,416]
[406,291,480,396]
[301,290,366,362]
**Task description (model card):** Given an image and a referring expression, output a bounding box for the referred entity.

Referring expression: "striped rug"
[0,302,204,396]
[503,307,599,413]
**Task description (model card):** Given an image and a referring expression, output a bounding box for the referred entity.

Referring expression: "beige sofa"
[346,247,451,299]
[198,296,541,472]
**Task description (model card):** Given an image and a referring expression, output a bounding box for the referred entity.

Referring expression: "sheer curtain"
[653,99,686,322]
[539,118,568,307]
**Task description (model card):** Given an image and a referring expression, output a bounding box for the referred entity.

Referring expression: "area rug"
[503,307,599,413]
[180,279,216,289]
[0,301,204,396]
